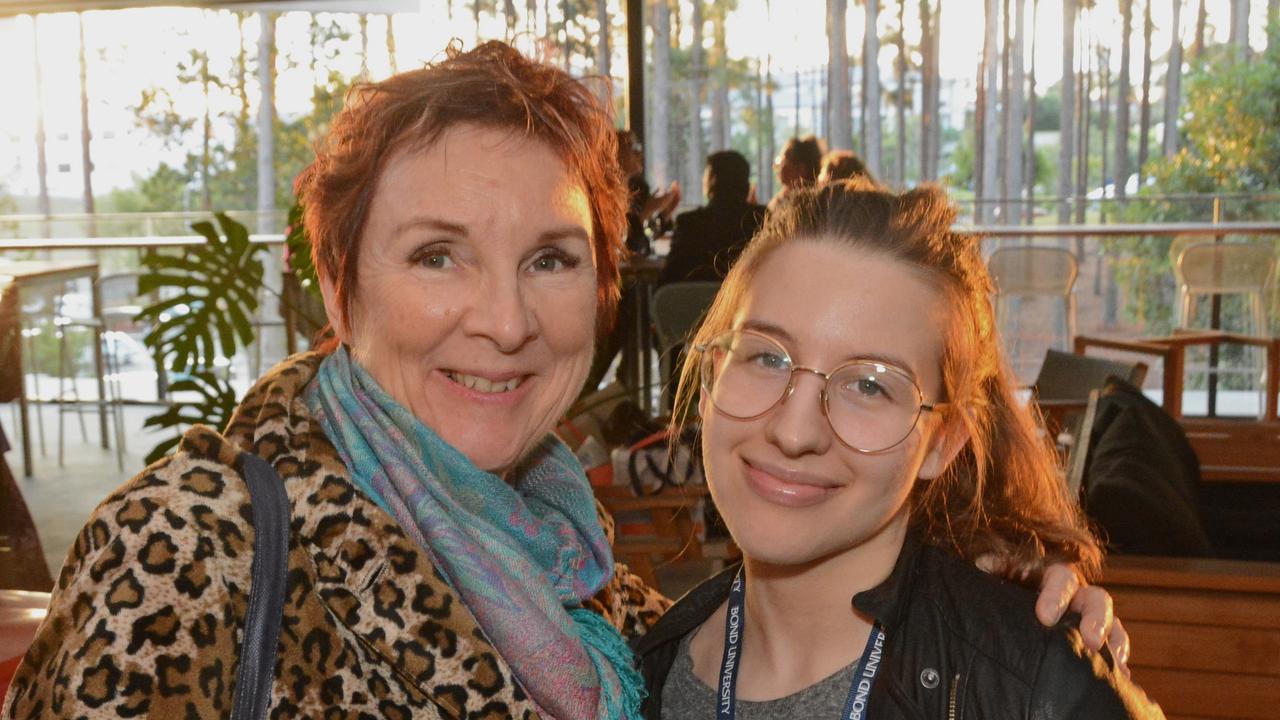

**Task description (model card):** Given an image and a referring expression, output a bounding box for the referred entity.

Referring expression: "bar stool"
[988,247,1079,381]
[1174,241,1275,334]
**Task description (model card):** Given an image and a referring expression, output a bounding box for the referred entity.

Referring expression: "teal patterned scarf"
[304,347,644,719]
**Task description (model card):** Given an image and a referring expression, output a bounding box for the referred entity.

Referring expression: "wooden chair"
[1031,348,1149,442]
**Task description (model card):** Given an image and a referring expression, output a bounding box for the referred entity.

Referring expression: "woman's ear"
[317,270,350,344]
[918,408,970,480]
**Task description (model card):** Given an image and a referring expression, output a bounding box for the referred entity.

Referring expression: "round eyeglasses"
[696,329,943,453]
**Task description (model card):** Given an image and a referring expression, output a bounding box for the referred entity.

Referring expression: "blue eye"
[750,351,788,370]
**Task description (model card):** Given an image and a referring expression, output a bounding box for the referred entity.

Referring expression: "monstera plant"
[136,213,266,462]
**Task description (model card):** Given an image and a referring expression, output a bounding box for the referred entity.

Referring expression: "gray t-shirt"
[659,631,860,719]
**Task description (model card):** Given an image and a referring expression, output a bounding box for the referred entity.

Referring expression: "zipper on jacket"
[947,672,961,720]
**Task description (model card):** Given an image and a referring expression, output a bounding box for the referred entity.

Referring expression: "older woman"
[3,42,1122,720]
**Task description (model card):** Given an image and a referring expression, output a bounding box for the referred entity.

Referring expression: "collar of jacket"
[201,350,531,717]
[632,526,927,657]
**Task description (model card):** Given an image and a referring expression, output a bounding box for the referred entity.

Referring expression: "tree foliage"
[1107,24,1280,334]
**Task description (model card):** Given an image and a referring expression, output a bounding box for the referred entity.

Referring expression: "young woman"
[634,181,1164,719]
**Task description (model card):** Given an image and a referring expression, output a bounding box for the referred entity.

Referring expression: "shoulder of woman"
[1029,625,1166,719]
[4,425,256,718]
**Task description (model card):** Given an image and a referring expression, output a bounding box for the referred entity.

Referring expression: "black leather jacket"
[632,535,1165,719]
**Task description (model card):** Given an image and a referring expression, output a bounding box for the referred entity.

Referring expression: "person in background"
[767,135,824,213]
[659,150,766,286]
[818,149,873,184]
[617,128,681,257]
[635,180,1160,719]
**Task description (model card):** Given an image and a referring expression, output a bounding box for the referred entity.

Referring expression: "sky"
[0,0,1273,198]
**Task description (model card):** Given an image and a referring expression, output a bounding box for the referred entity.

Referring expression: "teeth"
[447,371,521,393]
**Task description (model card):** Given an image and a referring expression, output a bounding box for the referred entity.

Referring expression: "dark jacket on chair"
[658,200,766,286]
[633,532,1164,719]
[1082,378,1215,557]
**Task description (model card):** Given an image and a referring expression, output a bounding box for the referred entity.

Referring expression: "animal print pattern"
[2,353,671,719]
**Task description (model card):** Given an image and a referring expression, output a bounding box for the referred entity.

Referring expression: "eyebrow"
[738,318,921,378]
[392,217,468,240]
[392,217,591,246]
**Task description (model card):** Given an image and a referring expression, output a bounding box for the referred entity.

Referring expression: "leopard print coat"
[2,352,671,719]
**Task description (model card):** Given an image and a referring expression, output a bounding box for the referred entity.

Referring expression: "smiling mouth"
[444,370,524,394]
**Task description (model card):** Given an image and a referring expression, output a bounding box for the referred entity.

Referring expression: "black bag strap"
[231,453,291,720]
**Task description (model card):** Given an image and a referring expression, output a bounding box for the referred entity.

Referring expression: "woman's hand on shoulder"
[1036,563,1131,677]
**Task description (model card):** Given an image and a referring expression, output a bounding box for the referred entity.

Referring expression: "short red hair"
[296,41,628,340]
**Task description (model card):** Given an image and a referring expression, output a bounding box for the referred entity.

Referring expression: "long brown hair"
[296,40,628,343]
[675,180,1102,581]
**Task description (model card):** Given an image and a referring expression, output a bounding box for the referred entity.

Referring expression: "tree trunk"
[200,46,212,211]
[1137,0,1153,184]
[77,13,95,232]
[1271,0,1280,31]
[1194,0,1206,59]
[980,0,999,223]
[505,0,517,39]
[32,16,50,224]
[710,4,730,151]
[595,0,611,79]
[1114,0,1132,199]
[1098,46,1111,220]
[528,0,538,35]
[918,0,936,179]
[1164,0,1182,157]
[862,0,881,177]
[1005,0,1025,223]
[649,0,671,186]
[1229,0,1249,60]
[1057,0,1075,223]
[387,14,398,73]
[1074,33,1089,225]
[474,1,483,46]
[560,0,571,70]
[687,0,704,202]
[1024,0,1038,223]
[359,13,370,79]
[895,0,908,186]
[257,12,276,229]
[827,0,852,151]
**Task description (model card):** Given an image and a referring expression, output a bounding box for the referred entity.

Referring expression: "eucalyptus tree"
[31,16,51,223]
[708,0,734,151]
[979,0,999,222]
[1163,0,1182,157]
[1057,0,1075,223]
[649,0,671,186]
[1136,0,1152,184]
[919,0,940,180]
[861,0,881,177]
[894,0,908,186]
[1004,0,1026,222]
[1114,0,1132,199]
[1228,0,1248,60]
[827,0,853,152]
[686,0,705,202]
[78,13,96,229]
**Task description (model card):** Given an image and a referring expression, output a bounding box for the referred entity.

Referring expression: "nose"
[463,271,536,353]
[763,369,832,458]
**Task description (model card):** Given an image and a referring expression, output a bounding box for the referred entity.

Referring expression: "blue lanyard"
[716,569,886,720]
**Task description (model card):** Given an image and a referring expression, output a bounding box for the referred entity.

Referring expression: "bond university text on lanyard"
[716,569,887,720]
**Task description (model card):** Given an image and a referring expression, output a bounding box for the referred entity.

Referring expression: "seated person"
[818,149,873,184]
[659,150,766,286]
[766,135,824,214]
[618,128,680,256]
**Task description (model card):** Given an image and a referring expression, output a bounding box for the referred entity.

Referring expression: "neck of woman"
[702,511,910,701]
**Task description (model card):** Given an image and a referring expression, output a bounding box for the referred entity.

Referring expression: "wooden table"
[0,260,104,477]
